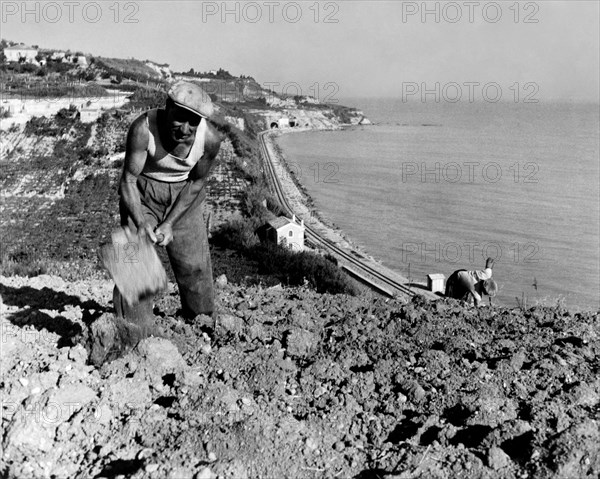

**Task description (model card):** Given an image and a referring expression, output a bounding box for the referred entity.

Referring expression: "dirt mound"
[1,274,598,478]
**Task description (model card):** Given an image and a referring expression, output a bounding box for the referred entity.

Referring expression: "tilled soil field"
[1,273,598,479]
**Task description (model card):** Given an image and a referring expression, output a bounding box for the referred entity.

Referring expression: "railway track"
[258,131,416,298]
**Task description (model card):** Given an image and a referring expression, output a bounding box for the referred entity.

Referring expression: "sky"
[2,0,599,101]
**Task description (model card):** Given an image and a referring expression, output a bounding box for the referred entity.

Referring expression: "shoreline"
[265,127,600,311]
[263,126,437,298]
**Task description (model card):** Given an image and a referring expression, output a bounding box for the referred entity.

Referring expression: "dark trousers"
[114,175,214,324]
[445,270,470,300]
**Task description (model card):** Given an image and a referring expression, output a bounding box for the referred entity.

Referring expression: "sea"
[277,99,600,311]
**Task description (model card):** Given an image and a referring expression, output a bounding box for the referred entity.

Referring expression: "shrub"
[248,243,358,295]
[211,218,260,250]
[125,87,168,111]
[324,253,338,266]
[241,184,282,222]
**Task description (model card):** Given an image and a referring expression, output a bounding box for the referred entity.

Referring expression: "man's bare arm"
[154,124,223,246]
[465,281,483,306]
[119,115,157,241]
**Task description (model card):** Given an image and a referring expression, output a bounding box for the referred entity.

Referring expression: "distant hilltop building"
[4,44,38,63]
[62,53,87,67]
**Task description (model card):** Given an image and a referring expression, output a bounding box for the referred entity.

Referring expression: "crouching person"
[445,257,498,307]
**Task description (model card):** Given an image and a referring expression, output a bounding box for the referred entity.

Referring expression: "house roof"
[268,216,305,231]
[268,217,291,230]
[427,274,445,280]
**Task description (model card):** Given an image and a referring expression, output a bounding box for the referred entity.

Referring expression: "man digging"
[445,257,498,307]
[104,82,223,358]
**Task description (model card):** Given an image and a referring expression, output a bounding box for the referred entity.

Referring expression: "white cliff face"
[144,61,172,79]
[249,106,369,131]
[265,96,296,108]
[0,93,130,129]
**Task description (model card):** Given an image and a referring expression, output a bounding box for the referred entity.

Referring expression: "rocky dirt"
[1,273,598,479]
[2,97,598,479]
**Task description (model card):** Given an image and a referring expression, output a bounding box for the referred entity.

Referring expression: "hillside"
[1,42,599,479]
[0,40,369,285]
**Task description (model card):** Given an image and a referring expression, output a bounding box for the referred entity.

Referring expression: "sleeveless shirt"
[141,109,207,182]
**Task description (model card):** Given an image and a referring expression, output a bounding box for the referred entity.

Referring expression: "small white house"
[62,54,87,66]
[265,215,305,251]
[79,106,100,123]
[4,44,38,63]
[427,273,445,293]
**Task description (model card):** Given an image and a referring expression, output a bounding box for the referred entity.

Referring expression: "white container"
[427,274,445,293]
